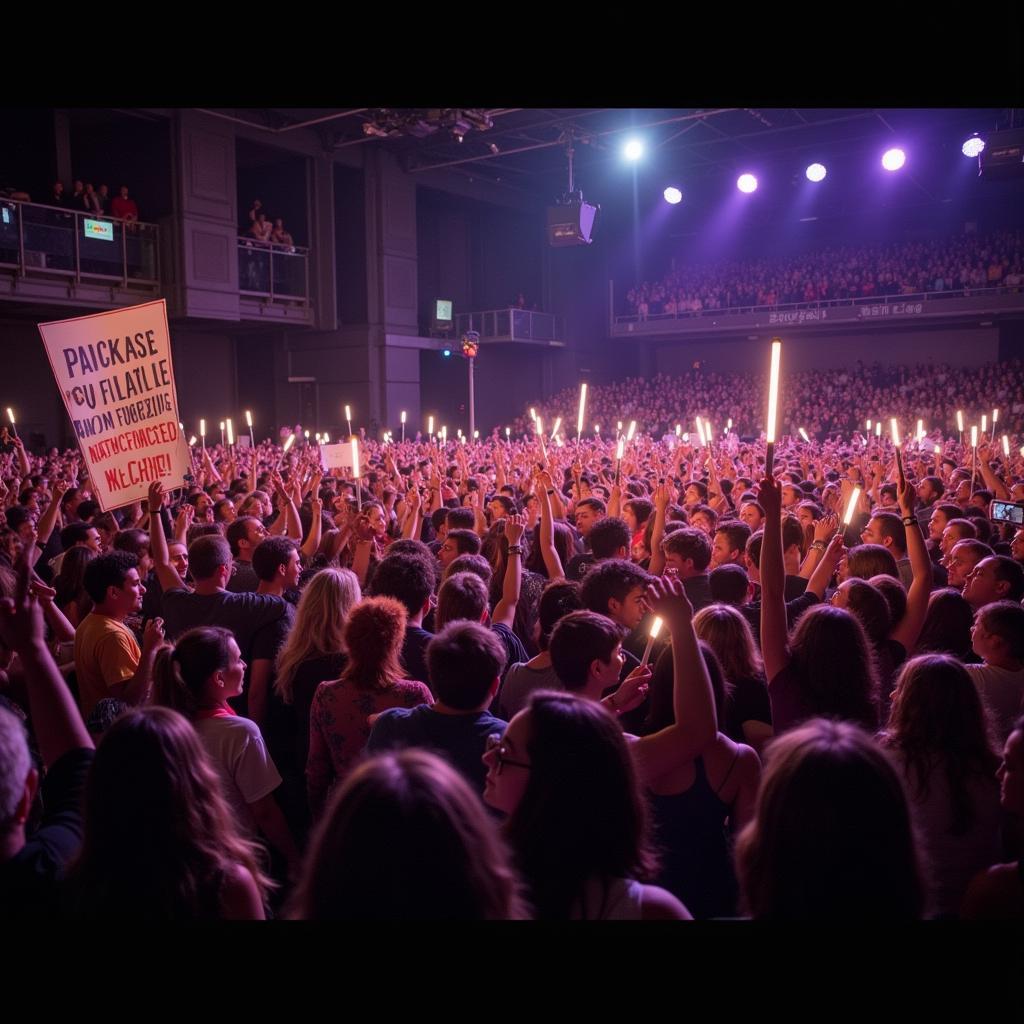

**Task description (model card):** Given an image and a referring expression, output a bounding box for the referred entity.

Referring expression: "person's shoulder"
[639,883,692,921]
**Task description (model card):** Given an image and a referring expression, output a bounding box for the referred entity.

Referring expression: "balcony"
[237,238,312,322]
[0,199,160,309]
[454,308,564,346]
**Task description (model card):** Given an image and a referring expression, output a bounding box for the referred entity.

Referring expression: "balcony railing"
[454,308,563,344]
[238,237,310,306]
[0,198,159,286]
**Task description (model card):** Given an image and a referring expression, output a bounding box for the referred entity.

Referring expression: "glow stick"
[617,420,623,437]
[594,424,600,435]
[682,433,689,442]
[934,444,941,455]
[460,436,467,445]
[351,438,361,511]
[916,419,924,441]
[179,421,184,431]
[727,418,733,430]
[441,426,447,443]
[245,410,253,428]
[401,410,406,442]
[641,616,664,666]
[219,421,225,445]
[956,410,964,433]
[695,417,706,447]
[981,414,987,433]
[400,411,407,424]
[188,435,197,447]
[971,425,978,448]
[345,405,353,438]
[627,420,637,442]
[675,424,682,437]
[1003,435,1010,457]
[199,419,206,449]
[576,383,588,440]
[992,408,999,425]
[765,339,782,477]
[323,433,330,443]
[550,417,562,442]
[529,407,537,422]
[799,428,809,442]
[5,408,16,439]
[282,433,295,453]
[304,430,310,440]
[875,422,881,437]
[616,437,625,461]
[428,415,434,437]
[890,418,900,446]
[866,419,872,432]
[843,486,861,526]
[226,418,234,446]
[505,427,510,439]
[474,431,479,439]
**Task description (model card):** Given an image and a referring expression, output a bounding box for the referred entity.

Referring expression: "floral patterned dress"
[306,677,432,819]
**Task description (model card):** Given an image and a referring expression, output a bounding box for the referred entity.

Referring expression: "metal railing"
[0,198,159,286]
[612,284,1023,326]
[237,237,310,306]
[454,307,562,342]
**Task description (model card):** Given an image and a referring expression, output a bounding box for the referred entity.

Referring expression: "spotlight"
[442,348,452,358]
[881,148,906,171]
[805,163,827,182]
[623,139,644,162]
[663,186,683,205]
[737,173,758,193]
[961,135,985,158]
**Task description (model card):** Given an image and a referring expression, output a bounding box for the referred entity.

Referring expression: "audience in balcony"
[109,185,138,224]
[272,219,294,247]
[624,230,1023,317]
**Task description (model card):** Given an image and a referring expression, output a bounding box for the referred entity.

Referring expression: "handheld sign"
[38,299,190,511]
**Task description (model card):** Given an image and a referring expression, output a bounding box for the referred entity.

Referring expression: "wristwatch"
[810,540,827,553]
[901,516,916,526]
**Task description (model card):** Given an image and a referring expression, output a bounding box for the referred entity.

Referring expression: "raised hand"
[813,511,840,543]
[147,480,165,513]
[758,475,783,517]
[0,548,46,655]
[644,574,695,627]
[614,664,652,713]
[503,512,526,546]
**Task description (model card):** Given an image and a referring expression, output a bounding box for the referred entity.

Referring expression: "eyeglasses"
[485,734,531,775]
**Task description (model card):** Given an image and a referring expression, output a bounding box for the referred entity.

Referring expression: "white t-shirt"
[193,713,282,824]
[964,663,1024,743]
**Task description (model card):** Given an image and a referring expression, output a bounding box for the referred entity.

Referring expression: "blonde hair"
[694,603,763,683]
[275,569,361,703]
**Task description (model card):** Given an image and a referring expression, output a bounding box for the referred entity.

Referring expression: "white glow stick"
[529,407,537,422]
[992,408,999,425]
[956,410,964,433]
[226,418,234,446]
[550,417,562,442]
[866,419,872,431]
[675,424,681,437]
[875,422,881,437]
[428,415,434,436]
[505,427,510,438]
[282,433,295,453]
[890,418,900,447]
[799,428,809,442]
[971,425,978,448]
[245,410,253,428]
[594,424,600,434]
[323,432,330,443]
[627,420,637,442]
[727,418,733,430]
[576,383,587,439]
[765,340,782,443]
[616,437,625,461]
[934,444,941,455]
[401,411,407,424]
[641,616,664,666]
[474,430,479,440]
[695,417,706,447]
[1003,435,1010,456]
[200,419,206,437]
[843,486,861,526]
[5,407,14,426]
[188,435,197,446]
[982,414,988,433]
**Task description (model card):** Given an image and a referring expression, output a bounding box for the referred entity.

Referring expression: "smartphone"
[990,499,1024,526]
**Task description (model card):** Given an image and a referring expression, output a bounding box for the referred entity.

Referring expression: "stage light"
[881,148,906,171]
[442,348,452,358]
[737,173,758,193]
[663,186,683,205]
[961,135,985,158]
[805,163,827,182]
[623,139,644,161]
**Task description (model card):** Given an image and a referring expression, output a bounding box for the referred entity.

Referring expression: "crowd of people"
[624,230,1023,317]
[1,396,1023,920]
[515,359,1024,440]
[0,180,141,222]
[244,199,294,248]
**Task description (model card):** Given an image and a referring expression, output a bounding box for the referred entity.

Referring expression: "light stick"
[226,418,234,447]
[179,421,184,432]
[916,419,924,442]
[956,409,964,444]
[199,419,206,450]
[981,414,987,434]
[505,427,511,441]
[594,424,600,435]
[283,433,295,453]
[1003,435,1010,457]
[529,407,537,422]
[627,420,637,442]
[641,616,664,666]
[970,425,978,497]
[576,383,588,443]
[5,407,15,438]
[304,430,310,440]
[473,430,479,440]
[550,417,562,442]
[843,486,862,526]
[245,410,254,447]
[890,418,900,447]
[799,428,809,442]
[460,435,467,445]
[401,410,406,443]
[428,415,434,439]
[971,425,978,448]
[616,420,623,440]
[675,424,681,437]
[188,435,197,447]
[765,339,782,478]
[993,408,999,426]
[615,437,625,484]
[934,444,941,455]
[441,426,447,444]
[866,419,872,432]
[323,432,330,443]
[351,438,361,511]
[345,405,352,438]
[875,422,882,437]
[727,418,733,430]
[219,421,225,446]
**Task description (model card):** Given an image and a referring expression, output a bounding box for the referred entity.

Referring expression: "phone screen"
[990,500,1024,525]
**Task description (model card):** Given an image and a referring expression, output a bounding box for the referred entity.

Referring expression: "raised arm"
[976,445,1011,500]
[0,550,93,766]
[536,471,565,581]
[34,479,68,551]
[147,481,185,591]
[647,481,671,577]
[631,576,718,784]
[758,475,791,684]
[301,496,323,561]
[890,474,932,652]
[492,514,525,629]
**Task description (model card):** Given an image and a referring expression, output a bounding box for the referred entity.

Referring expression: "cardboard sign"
[320,442,355,470]
[38,299,191,511]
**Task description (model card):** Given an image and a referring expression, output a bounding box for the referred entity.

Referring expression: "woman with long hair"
[643,639,761,918]
[151,627,301,876]
[306,596,432,820]
[66,706,270,919]
[482,521,546,658]
[736,718,926,919]
[760,476,880,733]
[53,545,95,628]
[694,603,773,754]
[484,690,690,920]
[916,587,977,661]
[268,568,360,837]
[879,654,1002,916]
[290,749,527,919]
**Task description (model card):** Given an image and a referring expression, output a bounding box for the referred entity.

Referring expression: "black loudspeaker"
[547,200,599,246]
[979,129,1024,179]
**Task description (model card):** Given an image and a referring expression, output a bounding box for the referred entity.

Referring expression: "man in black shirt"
[368,552,436,686]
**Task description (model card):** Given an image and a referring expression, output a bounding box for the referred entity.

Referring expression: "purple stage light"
[663,186,683,204]
[881,148,906,171]
[805,163,827,182]
[737,173,758,193]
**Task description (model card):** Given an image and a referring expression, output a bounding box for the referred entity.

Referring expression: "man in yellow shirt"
[73,551,165,720]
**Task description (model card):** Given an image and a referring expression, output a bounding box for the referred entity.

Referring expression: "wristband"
[902,516,917,527]
[810,540,827,552]
[507,544,523,554]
